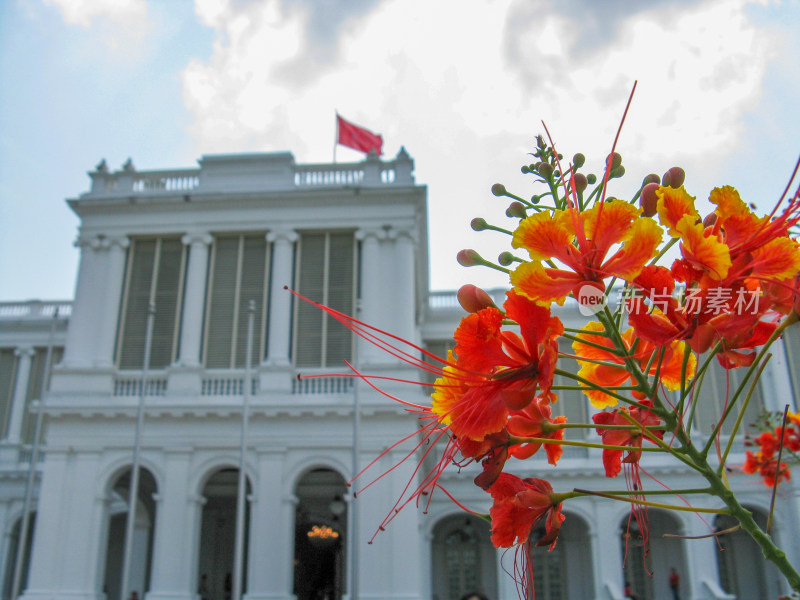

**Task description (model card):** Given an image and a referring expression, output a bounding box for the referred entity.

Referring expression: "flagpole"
[120,301,156,600]
[10,308,60,600]
[233,300,255,600]
[333,111,338,164]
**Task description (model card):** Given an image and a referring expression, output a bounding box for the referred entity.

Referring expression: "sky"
[1,0,799,302]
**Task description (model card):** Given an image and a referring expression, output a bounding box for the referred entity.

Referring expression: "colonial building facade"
[1,150,800,600]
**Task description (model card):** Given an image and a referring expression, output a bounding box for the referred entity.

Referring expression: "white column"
[5,346,35,444]
[177,233,213,367]
[148,449,195,600]
[95,236,130,368]
[264,230,297,368]
[388,228,417,345]
[62,236,103,367]
[19,451,70,600]
[355,228,386,364]
[591,500,626,599]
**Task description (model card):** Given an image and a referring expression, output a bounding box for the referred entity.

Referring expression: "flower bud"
[572,173,588,194]
[587,173,597,184]
[457,249,483,267]
[471,218,489,231]
[642,173,660,187]
[498,251,515,266]
[530,195,540,204]
[506,202,527,218]
[661,166,685,189]
[521,165,530,174]
[607,152,622,170]
[572,153,585,168]
[537,162,553,178]
[610,166,625,179]
[703,213,718,228]
[491,183,506,197]
[640,182,660,217]
[457,284,497,313]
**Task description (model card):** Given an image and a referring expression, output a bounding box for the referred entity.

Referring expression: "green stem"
[570,489,728,514]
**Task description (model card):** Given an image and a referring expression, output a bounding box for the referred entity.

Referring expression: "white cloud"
[181,0,781,291]
[44,0,152,52]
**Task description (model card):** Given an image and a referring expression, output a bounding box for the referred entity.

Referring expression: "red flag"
[336,115,383,155]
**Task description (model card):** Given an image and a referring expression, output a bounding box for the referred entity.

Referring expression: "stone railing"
[86,148,414,197]
[0,300,72,319]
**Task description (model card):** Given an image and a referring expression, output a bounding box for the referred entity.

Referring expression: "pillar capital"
[266,229,298,244]
[181,232,213,246]
[14,346,35,358]
[355,227,387,242]
[386,226,416,242]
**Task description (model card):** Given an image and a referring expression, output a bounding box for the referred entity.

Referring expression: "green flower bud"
[471,218,488,231]
[506,202,527,218]
[610,165,625,179]
[572,173,588,194]
[642,173,660,187]
[491,183,507,197]
[521,165,530,174]
[607,152,622,170]
[531,195,540,204]
[457,249,483,267]
[572,153,585,168]
[498,252,515,266]
[587,173,597,184]
[537,162,553,178]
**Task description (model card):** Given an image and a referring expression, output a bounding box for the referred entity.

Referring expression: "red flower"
[507,397,567,465]
[488,473,565,549]
[432,290,563,443]
[743,450,791,487]
[593,400,663,478]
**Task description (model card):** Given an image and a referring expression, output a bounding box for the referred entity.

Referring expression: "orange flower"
[510,202,662,306]
[593,400,663,478]
[572,321,695,408]
[487,473,565,549]
[431,290,563,442]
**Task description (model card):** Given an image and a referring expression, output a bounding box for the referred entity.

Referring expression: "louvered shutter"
[203,234,269,368]
[295,234,326,367]
[235,235,268,367]
[21,347,64,443]
[204,237,239,368]
[294,232,356,368]
[325,233,355,366]
[0,349,18,438]
[118,239,156,369]
[117,237,186,369]
[151,238,184,368]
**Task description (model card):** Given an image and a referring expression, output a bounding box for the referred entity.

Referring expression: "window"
[116,237,187,369]
[0,349,18,438]
[203,234,270,368]
[782,323,800,407]
[691,355,765,436]
[293,232,357,368]
[20,346,64,443]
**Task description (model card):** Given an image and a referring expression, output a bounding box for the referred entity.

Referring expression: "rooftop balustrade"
[85,148,415,197]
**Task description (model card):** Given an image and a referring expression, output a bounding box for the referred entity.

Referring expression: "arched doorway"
[619,509,686,600]
[715,509,781,599]
[431,514,497,600]
[2,512,35,600]
[103,468,158,600]
[293,468,348,600]
[198,468,251,600]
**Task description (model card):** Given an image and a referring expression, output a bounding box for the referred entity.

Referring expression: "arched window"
[103,468,158,600]
[431,514,497,600]
[2,512,36,600]
[293,468,348,600]
[197,468,252,600]
[619,510,686,600]
[715,510,781,599]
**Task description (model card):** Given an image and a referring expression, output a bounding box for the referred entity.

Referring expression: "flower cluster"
[297,99,800,593]
[744,411,800,486]
[444,128,800,559]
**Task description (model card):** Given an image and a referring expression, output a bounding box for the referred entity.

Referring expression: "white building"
[1,150,800,600]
